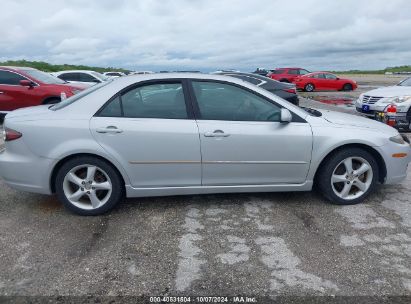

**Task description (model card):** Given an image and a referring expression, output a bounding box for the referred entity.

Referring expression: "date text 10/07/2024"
[149,296,257,303]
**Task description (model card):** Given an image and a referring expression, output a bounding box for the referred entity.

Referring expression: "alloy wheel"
[330,156,373,200]
[63,164,112,210]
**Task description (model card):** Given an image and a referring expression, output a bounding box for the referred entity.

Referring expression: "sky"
[1,0,411,72]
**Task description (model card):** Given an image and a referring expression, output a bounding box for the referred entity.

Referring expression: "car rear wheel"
[342,83,353,91]
[317,148,379,205]
[55,156,124,215]
[304,83,315,92]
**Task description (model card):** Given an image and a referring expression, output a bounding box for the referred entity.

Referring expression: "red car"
[294,72,357,92]
[268,67,310,83]
[0,66,86,117]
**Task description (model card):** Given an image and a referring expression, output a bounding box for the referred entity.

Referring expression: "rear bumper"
[0,145,54,195]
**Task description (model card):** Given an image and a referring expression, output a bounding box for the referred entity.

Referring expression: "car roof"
[276,67,304,70]
[55,70,98,73]
[0,66,37,71]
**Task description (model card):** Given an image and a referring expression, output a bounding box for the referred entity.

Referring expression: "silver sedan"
[0,73,410,215]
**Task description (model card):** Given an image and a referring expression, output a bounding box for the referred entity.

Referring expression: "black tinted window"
[79,73,98,82]
[121,83,187,119]
[271,69,285,74]
[58,73,79,81]
[0,70,26,85]
[324,73,337,80]
[229,75,262,85]
[192,81,281,122]
[299,69,310,75]
[99,96,122,117]
[288,70,299,75]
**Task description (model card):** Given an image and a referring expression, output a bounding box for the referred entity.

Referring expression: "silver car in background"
[0,73,410,215]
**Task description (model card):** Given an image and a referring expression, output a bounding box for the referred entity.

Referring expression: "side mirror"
[280,108,292,123]
[336,77,340,80]
[20,80,33,87]
[92,79,101,83]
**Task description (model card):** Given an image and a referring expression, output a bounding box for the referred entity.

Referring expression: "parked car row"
[252,67,358,92]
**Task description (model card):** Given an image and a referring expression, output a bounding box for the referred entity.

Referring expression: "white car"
[0,73,410,215]
[103,71,125,78]
[52,70,110,86]
[355,77,411,130]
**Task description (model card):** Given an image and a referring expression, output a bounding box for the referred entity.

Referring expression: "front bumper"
[355,101,411,130]
[376,141,411,184]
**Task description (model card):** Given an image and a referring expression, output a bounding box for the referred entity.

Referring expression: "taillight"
[4,128,22,141]
[284,88,296,94]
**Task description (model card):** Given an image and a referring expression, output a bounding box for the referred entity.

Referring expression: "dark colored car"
[268,68,310,83]
[215,71,299,105]
[0,66,86,121]
[252,68,272,77]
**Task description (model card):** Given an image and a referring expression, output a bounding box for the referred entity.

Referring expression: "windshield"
[398,77,411,86]
[50,81,111,110]
[91,71,109,81]
[23,69,66,84]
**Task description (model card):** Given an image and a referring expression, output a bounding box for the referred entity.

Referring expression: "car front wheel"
[317,148,379,205]
[342,83,353,91]
[55,156,124,215]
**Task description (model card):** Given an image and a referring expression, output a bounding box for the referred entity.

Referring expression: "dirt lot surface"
[0,88,411,302]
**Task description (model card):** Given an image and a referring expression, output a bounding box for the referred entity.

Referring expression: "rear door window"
[97,82,188,119]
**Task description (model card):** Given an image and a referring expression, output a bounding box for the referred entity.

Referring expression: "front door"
[190,80,312,186]
[90,81,201,188]
[0,70,34,111]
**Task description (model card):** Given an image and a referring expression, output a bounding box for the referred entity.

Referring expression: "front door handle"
[96,126,123,134]
[204,130,230,137]
[0,92,4,94]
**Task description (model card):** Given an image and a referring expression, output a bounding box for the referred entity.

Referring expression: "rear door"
[189,80,312,186]
[312,73,327,90]
[90,80,201,188]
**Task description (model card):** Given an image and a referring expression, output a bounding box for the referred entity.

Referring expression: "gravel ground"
[0,97,411,302]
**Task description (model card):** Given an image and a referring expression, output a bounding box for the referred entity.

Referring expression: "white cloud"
[0,0,410,71]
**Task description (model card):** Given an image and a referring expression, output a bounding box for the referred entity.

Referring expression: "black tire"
[304,83,315,92]
[55,156,124,215]
[0,113,5,124]
[43,97,61,105]
[316,148,379,205]
[342,83,353,91]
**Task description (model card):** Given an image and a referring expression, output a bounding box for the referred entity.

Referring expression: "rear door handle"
[96,126,123,134]
[204,130,230,137]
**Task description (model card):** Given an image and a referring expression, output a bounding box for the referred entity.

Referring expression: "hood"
[320,110,397,135]
[363,85,411,97]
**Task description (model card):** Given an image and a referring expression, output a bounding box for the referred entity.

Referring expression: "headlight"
[381,96,411,104]
[389,134,406,144]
